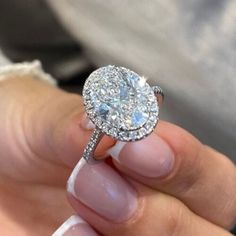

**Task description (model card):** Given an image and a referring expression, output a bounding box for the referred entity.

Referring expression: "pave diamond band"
[82,129,104,164]
[82,65,164,164]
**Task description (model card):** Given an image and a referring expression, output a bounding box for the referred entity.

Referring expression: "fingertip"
[107,141,127,161]
[80,114,96,131]
[156,120,202,157]
[109,134,175,178]
[52,215,99,236]
[67,158,87,197]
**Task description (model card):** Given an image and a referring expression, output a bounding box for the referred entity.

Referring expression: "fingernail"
[52,215,98,236]
[107,134,175,178]
[80,114,95,130]
[67,159,138,222]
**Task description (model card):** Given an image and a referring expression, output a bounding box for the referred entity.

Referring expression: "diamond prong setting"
[82,65,159,141]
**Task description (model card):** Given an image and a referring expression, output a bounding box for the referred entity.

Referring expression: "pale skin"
[0,76,235,235]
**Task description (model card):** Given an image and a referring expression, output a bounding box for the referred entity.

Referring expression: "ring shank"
[82,128,104,164]
[152,86,164,105]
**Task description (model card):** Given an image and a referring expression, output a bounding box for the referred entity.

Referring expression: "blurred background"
[0,0,235,162]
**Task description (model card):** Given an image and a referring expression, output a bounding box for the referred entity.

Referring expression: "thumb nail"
[52,215,99,236]
[80,114,95,130]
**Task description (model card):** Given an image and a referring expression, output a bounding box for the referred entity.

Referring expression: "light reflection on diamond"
[127,73,139,87]
[83,65,159,141]
[131,110,149,127]
[97,103,110,120]
[120,86,129,100]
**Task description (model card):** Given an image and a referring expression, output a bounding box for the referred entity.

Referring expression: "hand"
[0,76,85,235]
[0,76,235,235]
[59,120,236,235]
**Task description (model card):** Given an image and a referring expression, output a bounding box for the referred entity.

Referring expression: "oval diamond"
[83,65,159,141]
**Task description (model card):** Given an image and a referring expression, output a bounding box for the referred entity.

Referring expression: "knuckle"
[203,147,236,228]
[162,200,187,236]
[168,144,204,195]
[220,185,236,228]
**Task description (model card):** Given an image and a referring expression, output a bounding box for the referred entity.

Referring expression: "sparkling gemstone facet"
[132,110,149,127]
[83,65,159,141]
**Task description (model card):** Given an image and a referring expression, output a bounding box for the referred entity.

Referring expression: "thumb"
[25,80,114,169]
[0,77,114,185]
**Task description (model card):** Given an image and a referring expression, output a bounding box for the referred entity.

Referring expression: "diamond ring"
[82,65,164,164]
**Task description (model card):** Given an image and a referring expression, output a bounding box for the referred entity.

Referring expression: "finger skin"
[3,77,235,232]
[68,179,233,236]
[22,78,113,168]
[112,121,236,229]
[0,77,113,184]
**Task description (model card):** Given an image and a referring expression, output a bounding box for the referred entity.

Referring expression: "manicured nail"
[80,114,95,130]
[67,159,138,222]
[52,215,98,236]
[107,134,174,178]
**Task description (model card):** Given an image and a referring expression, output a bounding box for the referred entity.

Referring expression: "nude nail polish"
[52,215,98,236]
[67,159,138,222]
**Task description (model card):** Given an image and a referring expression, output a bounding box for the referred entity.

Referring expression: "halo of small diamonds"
[83,65,159,141]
